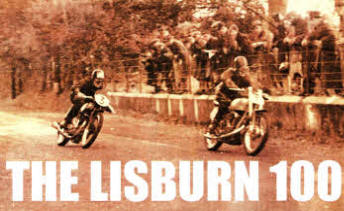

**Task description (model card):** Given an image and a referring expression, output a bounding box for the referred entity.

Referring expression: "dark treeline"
[0,0,271,98]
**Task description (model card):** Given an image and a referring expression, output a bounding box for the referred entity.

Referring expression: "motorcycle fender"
[106,105,115,113]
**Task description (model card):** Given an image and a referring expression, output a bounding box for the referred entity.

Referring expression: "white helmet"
[91,69,105,89]
[92,69,105,80]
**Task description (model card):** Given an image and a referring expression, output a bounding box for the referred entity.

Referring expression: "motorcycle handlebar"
[262,93,271,100]
[84,96,94,102]
[228,88,270,100]
[228,88,246,92]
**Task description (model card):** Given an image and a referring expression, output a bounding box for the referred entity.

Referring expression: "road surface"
[0,108,344,211]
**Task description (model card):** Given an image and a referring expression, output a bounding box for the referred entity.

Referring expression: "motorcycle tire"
[57,133,69,146]
[204,136,223,151]
[204,123,223,151]
[243,113,269,156]
[82,113,104,149]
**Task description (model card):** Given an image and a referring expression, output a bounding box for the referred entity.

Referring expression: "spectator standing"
[150,39,173,93]
[164,30,191,93]
[191,33,212,94]
[308,20,342,94]
[227,24,253,67]
[249,20,274,92]
[142,50,159,93]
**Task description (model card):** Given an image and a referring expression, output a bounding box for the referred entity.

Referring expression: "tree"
[0,0,39,98]
[0,0,268,97]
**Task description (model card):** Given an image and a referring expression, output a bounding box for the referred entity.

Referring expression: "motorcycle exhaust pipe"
[203,125,245,140]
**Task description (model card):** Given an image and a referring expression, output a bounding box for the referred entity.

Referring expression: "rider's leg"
[60,97,83,128]
[60,104,81,128]
[208,105,229,133]
[208,106,219,133]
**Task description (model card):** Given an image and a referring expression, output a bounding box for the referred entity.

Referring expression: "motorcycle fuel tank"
[229,98,249,111]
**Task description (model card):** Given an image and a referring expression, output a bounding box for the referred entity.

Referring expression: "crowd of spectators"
[139,11,342,96]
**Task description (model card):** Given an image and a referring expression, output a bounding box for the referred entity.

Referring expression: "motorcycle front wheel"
[204,136,223,151]
[243,113,269,156]
[81,112,104,149]
[57,133,69,146]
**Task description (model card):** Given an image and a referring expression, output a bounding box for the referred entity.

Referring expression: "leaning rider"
[208,56,256,134]
[59,69,105,129]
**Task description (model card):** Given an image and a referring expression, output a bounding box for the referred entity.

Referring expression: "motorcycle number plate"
[95,94,110,107]
[250,93,264,106]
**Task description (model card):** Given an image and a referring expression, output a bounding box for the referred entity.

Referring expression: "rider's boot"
[229,111,240,129]
[59,117,72,130]
[208,123,216,134]
[206,122,218,138]
[58,120,67,130]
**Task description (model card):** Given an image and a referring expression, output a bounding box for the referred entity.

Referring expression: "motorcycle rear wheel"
[82,113,104,149]
[243,113,269,156]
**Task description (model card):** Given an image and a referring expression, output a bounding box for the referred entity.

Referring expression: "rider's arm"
[75,91,92,100]
[229,73,257,98]
[242,71,259,91]
[71,80,93,101]
[214,83,233,106]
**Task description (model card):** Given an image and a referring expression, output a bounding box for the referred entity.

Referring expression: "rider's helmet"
[91,69,105,89]
[234,56,248,69]
[233,56,249,74]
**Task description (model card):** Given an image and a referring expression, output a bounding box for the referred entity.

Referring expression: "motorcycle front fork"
[248,113,264,137]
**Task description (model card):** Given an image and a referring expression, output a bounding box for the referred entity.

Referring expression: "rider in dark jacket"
[208,56,255,134]
[59,69,105,129]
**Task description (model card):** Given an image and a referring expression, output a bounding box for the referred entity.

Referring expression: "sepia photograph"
[1,0,344,210]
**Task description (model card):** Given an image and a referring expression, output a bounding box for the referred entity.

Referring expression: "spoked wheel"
[243,113,269,156]
[204,123,223,151]
[82,113,104,149]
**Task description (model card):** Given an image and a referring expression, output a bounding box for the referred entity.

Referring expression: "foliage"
[0,0,266,96]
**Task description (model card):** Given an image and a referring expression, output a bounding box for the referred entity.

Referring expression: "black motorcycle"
[52,94,114,149]
[203,87,269,156]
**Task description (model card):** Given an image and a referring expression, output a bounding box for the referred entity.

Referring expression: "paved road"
[0,109,344,210]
